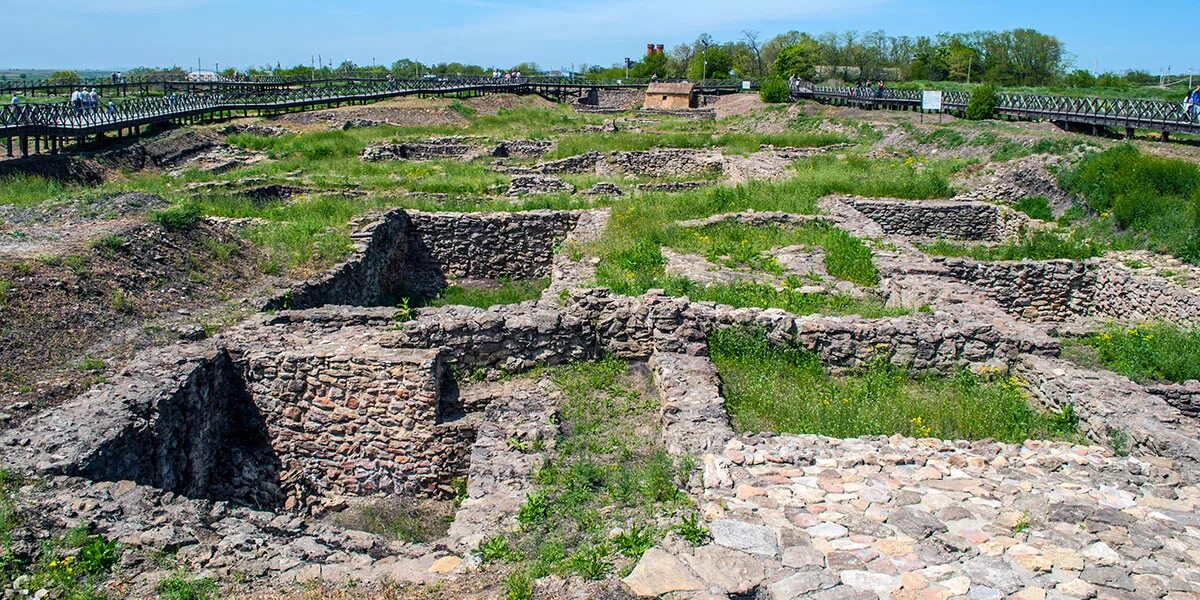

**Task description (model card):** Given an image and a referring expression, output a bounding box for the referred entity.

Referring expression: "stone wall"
[601,149,724,179]
[939,258,1091,321]
[938,257,1200,324]
[492,140,554,159]
[1088,262,1200,325]
[1019,355,1200,476]
[264,210,412,310]
[406,210,581,282]
[361,137,482,162]
[845,198,1028,242]
[566,289,1058,371]
[383,302,599,373]
[267,209,584,309]
[532,149,723,178]
[242,346,468,509]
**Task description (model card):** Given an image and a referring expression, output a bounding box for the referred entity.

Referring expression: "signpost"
[921,90,943,124]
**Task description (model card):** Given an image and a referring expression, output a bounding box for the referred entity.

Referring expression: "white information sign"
[742,81,752,90]
[922,90,943,111]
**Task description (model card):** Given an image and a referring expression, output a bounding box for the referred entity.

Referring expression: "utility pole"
[701,40,709,82]
[967,56,972,84]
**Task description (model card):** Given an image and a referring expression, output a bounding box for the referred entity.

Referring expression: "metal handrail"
[792,82,1200,128]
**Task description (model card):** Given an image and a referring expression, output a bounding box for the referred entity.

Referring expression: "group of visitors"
[1185,86,1200,119]
[70,88,116,115]
[848,80,887,99]
[491,70,524,80]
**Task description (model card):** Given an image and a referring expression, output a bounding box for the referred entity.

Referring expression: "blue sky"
[1,0,1183,74]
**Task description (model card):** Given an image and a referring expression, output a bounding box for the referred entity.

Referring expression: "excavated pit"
[52,342,475,514]
[267,208,583,310]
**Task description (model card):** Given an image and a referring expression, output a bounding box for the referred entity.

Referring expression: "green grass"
[663,280,906,318]
[710,327,1081,442]
[155,574,217,600]
[1059,144,1200,264]
[0,521,120,600]
[482,359,698,597]
[1068,323,1200,384]
[921,230,1103,262]
[591,155,956,305]
[544,131,852,159]
[427,278,549,308]
[0,174,72,207]
[1010,196,1054,221]
[663,221,879,285]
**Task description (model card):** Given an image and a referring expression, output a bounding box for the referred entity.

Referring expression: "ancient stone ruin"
[9,163,1200,598]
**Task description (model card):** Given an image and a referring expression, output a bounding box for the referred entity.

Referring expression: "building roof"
[646,82,695,95]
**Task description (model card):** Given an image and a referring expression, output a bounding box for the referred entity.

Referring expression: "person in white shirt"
[89,89,99,109]
[70,89,82,111]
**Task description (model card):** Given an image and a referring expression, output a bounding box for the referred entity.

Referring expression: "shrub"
[1059,145,1200,263]
[151,203,202,231]
[965,83,997,120]
[759,76,791,104]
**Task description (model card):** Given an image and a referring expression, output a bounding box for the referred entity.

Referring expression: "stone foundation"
[845,198,1029,242]
[268,208,585,309]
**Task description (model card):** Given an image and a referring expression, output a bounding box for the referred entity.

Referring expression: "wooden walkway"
[792,84,1200,139]
[1,76,745,156]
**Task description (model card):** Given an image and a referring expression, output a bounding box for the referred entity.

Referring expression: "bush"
[1059,144,1200,263]
[759,76,791,104]
[150,203,202,231]
[965,83,997,120]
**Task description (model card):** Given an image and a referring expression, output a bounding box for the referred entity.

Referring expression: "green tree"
[759,76,791,103]
[46,70,81,85]
[686,45,733,81]
[1063,69,1096,88]
[965,83,997,120]
[631,52,669,79]
[774,37,819,79]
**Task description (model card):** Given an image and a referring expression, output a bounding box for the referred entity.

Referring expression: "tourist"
[71,88,82,112]
[876,80,885,98]
[107,101,116,116]
[9,95,18,106]
[1190,86,1200,119]
[89,88,99,110]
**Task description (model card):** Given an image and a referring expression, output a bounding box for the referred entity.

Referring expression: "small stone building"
[644,82,695,110]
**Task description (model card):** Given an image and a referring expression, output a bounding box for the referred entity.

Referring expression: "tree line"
[30,27,1166,92]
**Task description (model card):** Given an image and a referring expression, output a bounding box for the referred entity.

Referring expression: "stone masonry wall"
[1088,261,1200,325]
[565,290,1057,371]
[846,198,1028,242]
[264,210,411,310]
[939,258,1092,321]
[1019,355,1200,475]
[406,210,581,281]
[242,346,467,510]
[268,209,584,309]
[939,257,1200,324]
